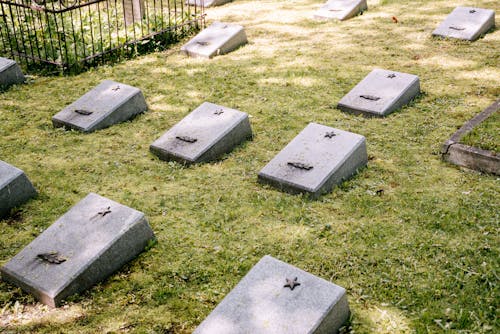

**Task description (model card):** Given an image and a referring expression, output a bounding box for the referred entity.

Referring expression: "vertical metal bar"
[105,0,113,51]
[144,0,150,39]
[88,4,95,58]
[35,10,50,63]
[68,8,79,67]
[160,0,166,30]
[49,1,65,67]
[131,0,137,41]
[20,5,37,62]
[60,11,70,70]
[9,6,28,64]
[0,4,15,60]
[78,2,87,60]
[97,2,104,55]
[43,9,57,65]
[27,6,42,62]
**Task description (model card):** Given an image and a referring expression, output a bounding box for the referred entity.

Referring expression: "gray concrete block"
[0,161,37,218]
[194,255,350,334]
[432,7,495,41]
[0,57,25,90]
[186,0,232,7]
[181,22,248,59]
[314,0,367,21]
[150,102,252,164]
[0,192,155,307]
[52,80,148,133]
[337,69,420,117]
[258,123,367,199]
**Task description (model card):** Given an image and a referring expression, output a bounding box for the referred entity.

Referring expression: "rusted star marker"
[37,252,66,264]
[324,131,336,139]
[98,206,112,217]
[284,277,301,290]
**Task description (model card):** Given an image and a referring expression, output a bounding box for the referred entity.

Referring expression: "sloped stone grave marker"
[194,255,350,334]
[0,192,155,307]
[258,123,367,199]
[0,160,37,218]
[314,0,367,21]
[0,57,25,90]
[432,7,495,41]
[150,102,252,164]
[181,21,248,59]
[186,0,232,7]
[52,80,148,133]
[337,69,420,117]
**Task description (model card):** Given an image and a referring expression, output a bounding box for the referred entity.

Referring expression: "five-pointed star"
[284,277,301,290]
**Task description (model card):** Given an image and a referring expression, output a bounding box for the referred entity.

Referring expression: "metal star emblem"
[284,277,301,290]
[324,131,336,139]
[98,206,112,217]
[37,252,66,264]
[387,73,396,78]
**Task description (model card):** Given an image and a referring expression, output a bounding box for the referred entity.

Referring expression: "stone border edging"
[441,99,499,175]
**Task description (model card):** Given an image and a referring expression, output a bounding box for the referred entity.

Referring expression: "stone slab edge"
[441,99,499,175]
[0,60,25,89]
[0,210,155,307]
[0,163,37,218]
[314,0,368,21]
[337,74,420,117]
[257,131,367,199]
[150,112,252,164]
[432,7,495,41]
[186,0,232,7]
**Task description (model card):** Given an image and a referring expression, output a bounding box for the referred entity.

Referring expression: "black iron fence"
[0,0,204,72]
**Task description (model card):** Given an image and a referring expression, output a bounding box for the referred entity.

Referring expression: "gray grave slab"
[0,192,155,307]
[186,0,232,7]
[432,7,495,41]
[258,123,367,199]
[180,22,248,59]
[150,102,252,164]
[52,80,148,133]
[0,57,25,90]
[337,69,420,117]
[0,161,37,218]
[314,0,367,21]
[194,255,350,334]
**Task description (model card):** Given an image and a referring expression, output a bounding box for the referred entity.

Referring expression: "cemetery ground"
[0,0,498,332]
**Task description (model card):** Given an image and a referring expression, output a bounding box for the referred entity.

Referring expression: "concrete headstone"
[258,123,367,198]
[186,0,232,7]
[194,255,350,334]
[432,7,495,41]
[337,69,420,117]
[150,102,252,164]
[52,80,148,133]
[314,0,367,21]
[0,57,25,90]
[0,192,155,307]
[181,21,247,59]
[0,161,37,218]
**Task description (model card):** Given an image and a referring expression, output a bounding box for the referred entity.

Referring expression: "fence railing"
[0,0,205,73]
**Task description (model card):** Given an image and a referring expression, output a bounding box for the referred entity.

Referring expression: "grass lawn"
[0,0,499,333]
[461,110,499,153]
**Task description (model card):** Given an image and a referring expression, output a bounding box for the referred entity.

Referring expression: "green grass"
[0,0,499,333]
[461,111,499,153]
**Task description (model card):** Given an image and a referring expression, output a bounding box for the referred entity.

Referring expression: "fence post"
[123,0,145,26]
